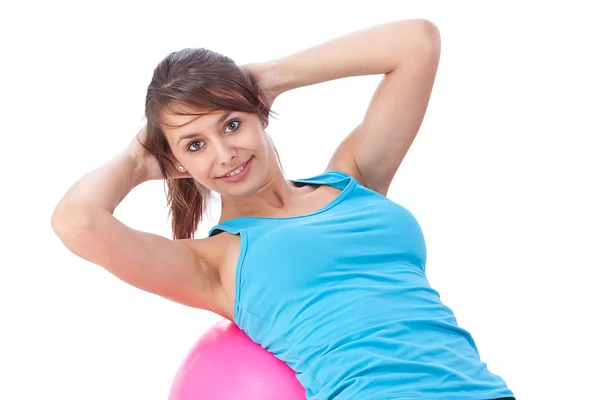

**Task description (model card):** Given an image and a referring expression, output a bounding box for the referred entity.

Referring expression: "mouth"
[217,157,253,179]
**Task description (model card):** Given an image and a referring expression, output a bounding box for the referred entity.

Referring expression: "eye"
[187,140,204,152]
[225,120,241,133]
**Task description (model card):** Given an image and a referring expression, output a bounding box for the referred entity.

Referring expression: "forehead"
[160,106,215,132]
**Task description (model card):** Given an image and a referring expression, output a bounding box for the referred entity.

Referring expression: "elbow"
[51,204,103,262]
[413,19,440,41]
[413,19,441,58]
[395,19,441,61]
[51,202,94,243]
[51,202,71,238]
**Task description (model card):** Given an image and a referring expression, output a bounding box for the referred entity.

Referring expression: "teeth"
[226,162,246,177]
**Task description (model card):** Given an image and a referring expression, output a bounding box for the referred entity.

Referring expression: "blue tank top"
[209,170,514,400]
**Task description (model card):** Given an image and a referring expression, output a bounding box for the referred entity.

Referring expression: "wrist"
[261,59,291,97]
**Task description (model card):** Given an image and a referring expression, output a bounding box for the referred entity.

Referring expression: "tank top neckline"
[213,169,356,226]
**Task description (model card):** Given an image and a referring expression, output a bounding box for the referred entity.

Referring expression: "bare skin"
[52,19,440,322]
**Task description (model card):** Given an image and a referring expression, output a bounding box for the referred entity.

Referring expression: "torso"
[193,182,342,321]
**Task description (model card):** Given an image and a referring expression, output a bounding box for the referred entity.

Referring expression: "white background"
[1,1,599,399]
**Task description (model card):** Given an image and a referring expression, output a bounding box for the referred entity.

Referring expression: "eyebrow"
[176,111,234,144]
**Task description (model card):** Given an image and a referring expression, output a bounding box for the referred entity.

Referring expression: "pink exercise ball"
[169,319,306,400]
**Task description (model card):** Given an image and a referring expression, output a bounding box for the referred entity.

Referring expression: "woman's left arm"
[250,19,441,195]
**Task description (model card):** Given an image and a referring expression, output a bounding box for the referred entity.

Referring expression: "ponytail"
[166,178,211,240]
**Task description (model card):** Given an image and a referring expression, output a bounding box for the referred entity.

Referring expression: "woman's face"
[161,109,273,197]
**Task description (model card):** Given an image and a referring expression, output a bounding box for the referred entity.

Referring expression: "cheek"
[254,132,272,151]
[196,161,215,178]
[234,129,267,154]
[182,156,212,180]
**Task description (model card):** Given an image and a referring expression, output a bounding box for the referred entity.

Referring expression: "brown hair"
[143,48,276,240]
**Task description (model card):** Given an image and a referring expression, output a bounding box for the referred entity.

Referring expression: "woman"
[52,19,515,400]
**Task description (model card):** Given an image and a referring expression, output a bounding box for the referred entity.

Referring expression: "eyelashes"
[187,141,203,152]
[225,120,241,133]
[187,119,241,152]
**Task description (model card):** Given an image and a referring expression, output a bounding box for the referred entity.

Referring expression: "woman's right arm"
[51,136,218,309]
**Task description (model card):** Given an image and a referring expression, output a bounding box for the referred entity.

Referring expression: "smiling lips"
[217,157,253,181]
[220,159,249,177]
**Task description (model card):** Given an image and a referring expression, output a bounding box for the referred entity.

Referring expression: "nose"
[213,139,237,165]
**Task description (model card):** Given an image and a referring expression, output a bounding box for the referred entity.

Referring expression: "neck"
[218,168,304,222]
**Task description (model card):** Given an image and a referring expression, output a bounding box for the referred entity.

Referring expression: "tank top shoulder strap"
[208,218,248,237]
[292,169,354,191]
